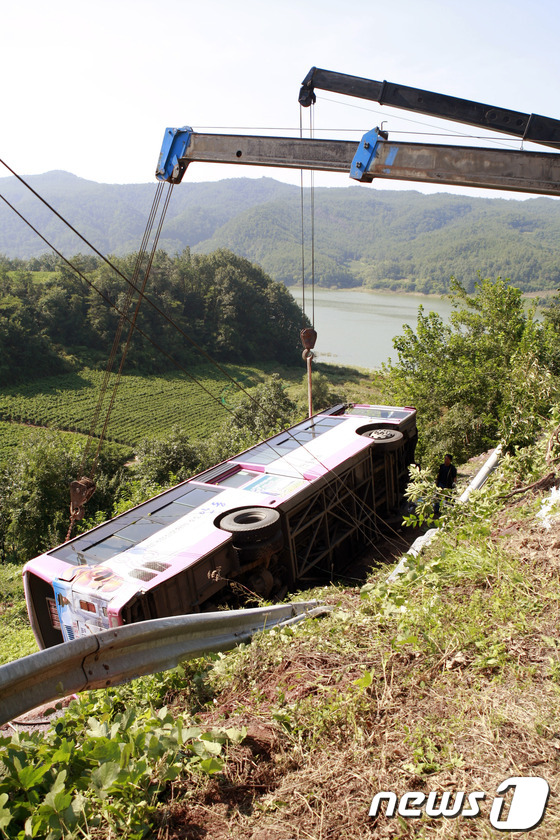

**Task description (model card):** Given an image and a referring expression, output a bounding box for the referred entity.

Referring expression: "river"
[289,287,453,369]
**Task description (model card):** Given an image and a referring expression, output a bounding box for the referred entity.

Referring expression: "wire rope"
[0,166,412,556]
[313,94,558,152]
[309,104,316,328]
[90,183,174,476]
[79,180,167,477]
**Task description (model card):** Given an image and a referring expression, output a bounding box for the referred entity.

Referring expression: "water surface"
[289,287,453,369]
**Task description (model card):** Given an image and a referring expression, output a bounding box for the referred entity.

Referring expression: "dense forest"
[0,249,306,385]
[3,171,560,293]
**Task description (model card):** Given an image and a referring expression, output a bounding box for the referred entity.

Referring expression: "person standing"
[437,453,457,491]
[434,453,457,515]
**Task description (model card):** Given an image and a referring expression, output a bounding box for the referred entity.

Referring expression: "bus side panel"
[122,543,237,623]
[278,435,412,583]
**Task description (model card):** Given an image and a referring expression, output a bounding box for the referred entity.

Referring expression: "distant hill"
[2,171,560,293]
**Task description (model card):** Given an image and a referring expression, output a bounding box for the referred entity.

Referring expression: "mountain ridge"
[2,171,560,293]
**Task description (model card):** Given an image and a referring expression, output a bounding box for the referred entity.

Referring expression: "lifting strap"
[65,182,174,540]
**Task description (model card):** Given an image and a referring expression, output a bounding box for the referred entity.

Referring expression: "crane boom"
[156,127,560,197]
[298,67,560,152]
[156,128,358,183]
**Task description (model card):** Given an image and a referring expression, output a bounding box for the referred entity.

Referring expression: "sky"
[2,0,560,199]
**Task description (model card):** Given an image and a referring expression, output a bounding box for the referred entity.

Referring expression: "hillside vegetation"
[0,249,305,386]
[3,172,560,293]
[2,266,560,835]
[2,414,560,838]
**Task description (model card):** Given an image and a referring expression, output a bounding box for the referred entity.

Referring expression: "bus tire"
[218,507,281,543]
[361,428,404,451]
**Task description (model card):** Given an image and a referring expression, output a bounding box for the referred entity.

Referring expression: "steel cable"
[0,168,411,557]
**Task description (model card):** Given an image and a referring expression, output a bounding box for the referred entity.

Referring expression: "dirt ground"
[154,471,560,839]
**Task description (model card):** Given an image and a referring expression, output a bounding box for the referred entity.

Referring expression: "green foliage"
[0,687,246,839]
[359,513,532,682]
[384,275,557,467]
[134,426,200,487]
[0,430,125,563]
[229,373,298,438]
[541,292,560,376]
[295,371,345,415]
[0,249,305,387]
[0,562,37,664]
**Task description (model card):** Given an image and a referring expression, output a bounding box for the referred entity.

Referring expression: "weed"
[0,562,37,664]
[0,690,246,839]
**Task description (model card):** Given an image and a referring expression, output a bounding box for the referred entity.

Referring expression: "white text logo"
[369,777,550,831]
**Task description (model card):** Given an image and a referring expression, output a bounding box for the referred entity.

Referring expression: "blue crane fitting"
[156,127,193,183]
[350,127,386,182]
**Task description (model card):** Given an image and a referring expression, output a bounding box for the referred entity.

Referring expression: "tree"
[0,249,306,385]
[0,431,124,562]
[135,426,199,487]
[384,276,555,467]
[230,374,298,439]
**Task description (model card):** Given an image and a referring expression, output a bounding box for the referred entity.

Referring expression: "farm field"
[0,421,96,467]
[0,362,312,464]
[0,360,380,470]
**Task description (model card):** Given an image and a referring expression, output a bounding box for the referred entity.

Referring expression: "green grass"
[0,421,113,469]
[0,562,38,664]
[0,367,234,445]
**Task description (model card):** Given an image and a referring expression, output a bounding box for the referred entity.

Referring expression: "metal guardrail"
[386,529,439,582]
[0,601,327,725]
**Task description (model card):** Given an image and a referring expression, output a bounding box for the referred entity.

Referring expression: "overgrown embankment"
[2,426,560,838]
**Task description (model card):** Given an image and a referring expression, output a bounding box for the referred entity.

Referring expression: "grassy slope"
[150,448,560,838]
[3,438,560,837]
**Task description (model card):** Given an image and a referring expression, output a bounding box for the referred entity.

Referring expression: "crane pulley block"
[350,127,388,181]
[300,327,317,350]
[69,477,96,521]
[156,127,194,183]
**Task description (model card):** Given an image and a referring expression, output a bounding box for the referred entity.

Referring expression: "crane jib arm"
[156,127,560,196]
[299,67,560,151]
[156,127,359,183]
[350,128,560,196]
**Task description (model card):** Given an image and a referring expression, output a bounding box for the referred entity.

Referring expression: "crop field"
[0,421,133,468]
[0,421,87,466]
[0,361,374,465]
[0,364,277,454]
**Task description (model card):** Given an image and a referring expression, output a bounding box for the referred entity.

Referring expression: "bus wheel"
[361,428,403,451]
[218,507,281,543]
